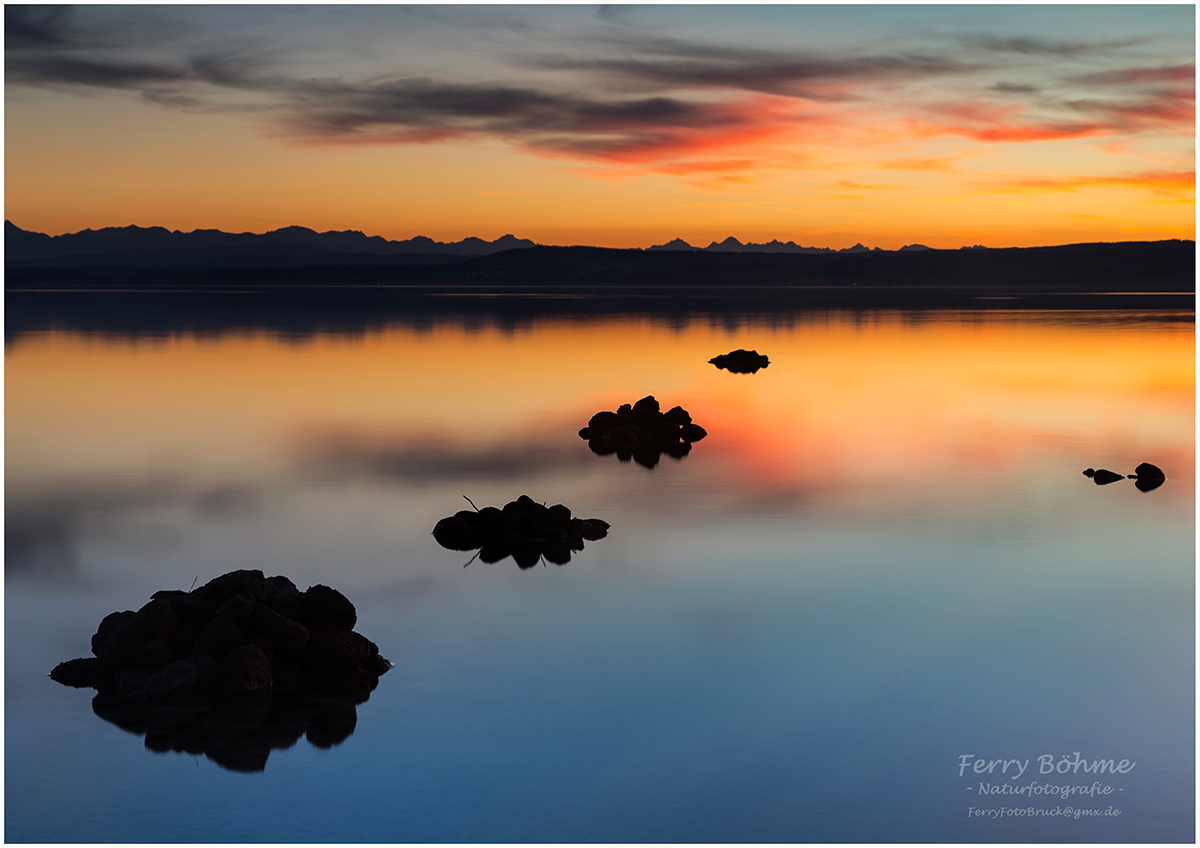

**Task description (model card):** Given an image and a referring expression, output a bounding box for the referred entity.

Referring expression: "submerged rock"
[51,570,390,706]
[433,495,610,569]
[578,395,706,469]
[709,349,770,373]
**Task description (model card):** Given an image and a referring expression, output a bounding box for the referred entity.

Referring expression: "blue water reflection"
[5,307,1193,842]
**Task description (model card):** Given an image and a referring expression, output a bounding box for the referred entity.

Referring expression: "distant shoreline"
[6,239,1196,292]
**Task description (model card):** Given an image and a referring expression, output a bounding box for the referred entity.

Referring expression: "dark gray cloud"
[521,38,977,99]
[1064,86,1194,129]
[968,34,1145,57]
[5,4,74,49]
[281,76,752,154]
[6,54,189,88]
[1068,63,1195,87]
[5,8,1190,159]
[990,81,1040,94]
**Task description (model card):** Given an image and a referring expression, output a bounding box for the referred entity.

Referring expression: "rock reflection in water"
[92,690,365,772]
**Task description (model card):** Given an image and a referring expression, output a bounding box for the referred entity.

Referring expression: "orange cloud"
[983,169,1195,195]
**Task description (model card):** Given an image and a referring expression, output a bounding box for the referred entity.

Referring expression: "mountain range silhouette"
[4,223,1194,303]
[4,221,535,267]
[7,221,975,267]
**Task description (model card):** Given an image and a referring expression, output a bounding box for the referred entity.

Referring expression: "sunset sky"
[4,4,1195,249]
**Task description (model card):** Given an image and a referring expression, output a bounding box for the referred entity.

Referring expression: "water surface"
[6,306,1193,842]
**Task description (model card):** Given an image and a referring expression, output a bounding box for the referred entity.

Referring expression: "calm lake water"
[5,302,1194,842]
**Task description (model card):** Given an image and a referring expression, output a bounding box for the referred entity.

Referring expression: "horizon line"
[6,220,1195,255]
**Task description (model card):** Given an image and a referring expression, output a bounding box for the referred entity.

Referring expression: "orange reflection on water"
[6,314,1194,503]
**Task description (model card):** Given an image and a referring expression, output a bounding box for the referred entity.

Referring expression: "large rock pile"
[50,570,391,704]
[710,349,770,373]
[578,395,707,469]
[433,495,609,568]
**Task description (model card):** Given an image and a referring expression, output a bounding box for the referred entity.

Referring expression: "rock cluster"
[578,395,707,469]
[710,349,770,373]
[50,570,391,704]
[433,495,609,568]
[1083,462,1166,492]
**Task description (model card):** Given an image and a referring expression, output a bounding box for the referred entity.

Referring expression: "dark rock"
[53,569,390,738]
[138,598,180,638]
[51,657,102,688]
[431,516,481,551]
[663,405,692,426]
[1082,468,1096,477]
[168,594,217,622]
[110,666,157,701]
[304,585,357,630]
[632,395,660,415]
[581,395,704,467]
[575,518,611,541]
[263,575,304,622]
[91,610,136,658]
[190,654,222,693]
[249,603,311,655]
[475,506,505,529]
[92,610,135,650]
[605,425,649,450]
[1133,462,1166,481]
[93,612,152,666]
[220,645,274,697]
[588,410,620,431]
[709,348,770,373]
[271,655,305,696]
[194,615,244,661]
[250,636,276,664]
[1135,476,1165,492]
[143,660,200,701]
[507,510,541,536]
[215,593,257,624]
[194,569,269,605]
[1090,469,1125,485]
[304,625,378,683]
[433,496,610,568]
[134,638,175,668]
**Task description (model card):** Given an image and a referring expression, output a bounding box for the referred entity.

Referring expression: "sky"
[4,4,1195,249]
